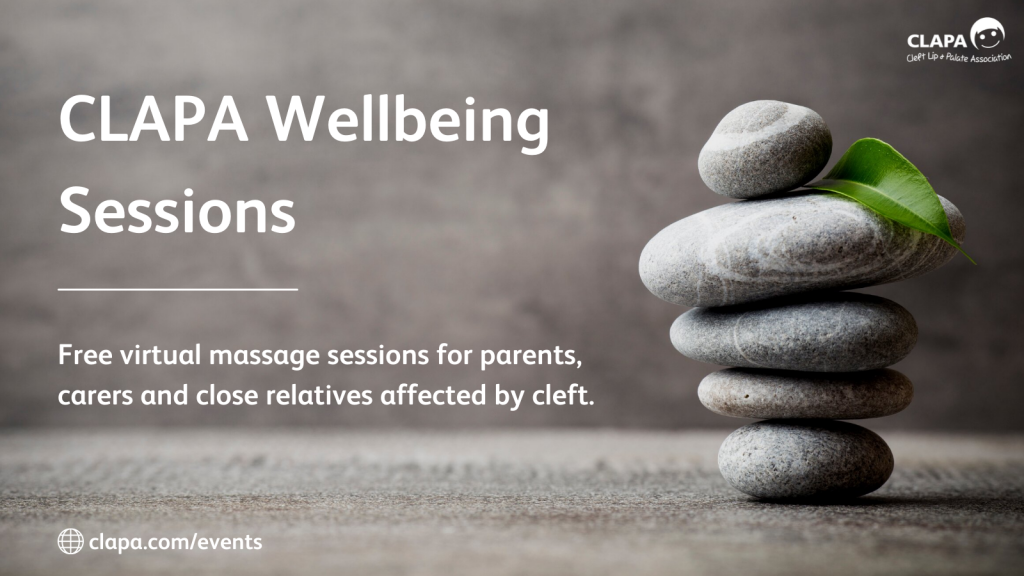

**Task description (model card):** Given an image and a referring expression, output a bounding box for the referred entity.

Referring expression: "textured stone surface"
[671,292,917,371]
[640,192,966,307]
[699,368,913,419]
[719,420,894,500]
[698,100,833,198]
[2,430,1024,576]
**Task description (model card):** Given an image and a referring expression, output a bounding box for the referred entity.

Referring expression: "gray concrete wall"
[1,0,1021,429]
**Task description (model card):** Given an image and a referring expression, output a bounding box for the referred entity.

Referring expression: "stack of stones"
[639,100,967,500]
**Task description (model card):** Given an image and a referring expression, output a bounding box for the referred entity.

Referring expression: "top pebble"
[698,100,832,199]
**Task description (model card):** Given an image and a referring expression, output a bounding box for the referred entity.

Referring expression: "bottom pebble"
[719,419,893,500]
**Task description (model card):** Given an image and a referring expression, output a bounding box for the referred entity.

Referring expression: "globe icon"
[58,528,84,554]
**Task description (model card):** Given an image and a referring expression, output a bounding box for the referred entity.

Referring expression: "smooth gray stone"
[719,420,893,500]
[698,100,832,198]
[639,192,966,307]
[671,292,917,371]
[699,368,913,419]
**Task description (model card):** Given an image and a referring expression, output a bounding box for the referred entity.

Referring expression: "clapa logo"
[908,33,967,49]
[908,17,1006,50]
[971,18,1005,49]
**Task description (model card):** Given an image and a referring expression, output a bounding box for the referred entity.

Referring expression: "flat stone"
[670,292,917,371]
[699,368,913,419]
[698,100,832,198]
[639,192,966,307]
[719,420,894,500]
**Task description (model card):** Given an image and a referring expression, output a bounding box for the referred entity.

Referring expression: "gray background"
[1,0,1021,430]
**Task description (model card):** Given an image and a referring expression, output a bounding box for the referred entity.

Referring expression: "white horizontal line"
[58,288,298,292]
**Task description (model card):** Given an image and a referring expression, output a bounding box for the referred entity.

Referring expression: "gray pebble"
[719,420,893,500]
[699,368,913,420]
[698,100,832,198]
[671,292,917,371]
[639,192,966,307]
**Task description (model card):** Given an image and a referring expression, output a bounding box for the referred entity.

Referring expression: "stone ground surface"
[1,430,1023,576]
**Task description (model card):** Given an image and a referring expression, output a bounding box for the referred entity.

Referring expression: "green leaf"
[806,138,974,264]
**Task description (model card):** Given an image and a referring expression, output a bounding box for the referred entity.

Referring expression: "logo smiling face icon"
[971,17,1005,49]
